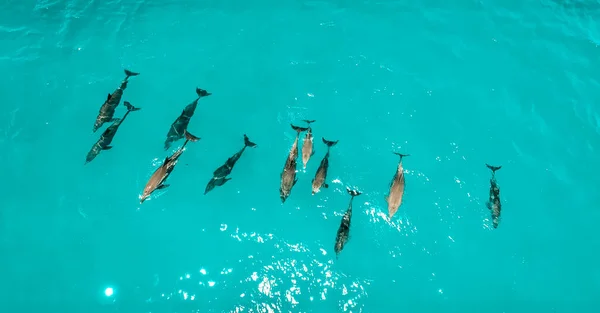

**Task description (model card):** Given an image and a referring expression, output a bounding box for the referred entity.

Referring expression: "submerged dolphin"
[93,69,139,132]
[385,152,409,219]
[311,138,338,195]
[204,176,231,195]
[485,164,502,228]
[334,187,362,258]
[204,134,257,195]
[140,130,200,203]
[86,101,141,164]
[279,124,309,203]
[164,88,211,150]
[301,120,316,169]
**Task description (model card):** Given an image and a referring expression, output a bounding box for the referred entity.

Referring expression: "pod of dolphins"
[86,69,506,259]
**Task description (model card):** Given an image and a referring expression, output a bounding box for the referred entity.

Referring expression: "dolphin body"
[204,134,257,195]
[93,69,139,132]
[86,101,141,164]
[279,124,309,203]
[385,152,409,219]
[334,187,362,258]
[311,138,338,195]
[485,164,502,228]
[140,130,200,203]
[164,88,211,150]
[301,120,316,169]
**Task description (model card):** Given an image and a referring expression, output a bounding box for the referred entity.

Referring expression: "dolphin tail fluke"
[291,124,309,133]
[244,134,257,148]
[196,88,211,98]
[184,130,200,142]
[123,101,141,112]
[323,138,338,148]
[486,164,502,173]
[124,69,140,78]
[393,152,410,161]
[303,119,316,125]
[346,186,362,198]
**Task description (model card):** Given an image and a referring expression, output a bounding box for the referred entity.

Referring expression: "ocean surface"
[1,0,600,312]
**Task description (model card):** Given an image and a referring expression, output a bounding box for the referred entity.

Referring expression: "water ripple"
[148,227,370,312]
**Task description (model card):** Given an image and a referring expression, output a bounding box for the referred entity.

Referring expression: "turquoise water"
[2,0,600,311]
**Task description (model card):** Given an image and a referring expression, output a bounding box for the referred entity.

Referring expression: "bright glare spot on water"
[104,287,113,297]
[200,268,207,275]
[208,281,216,287]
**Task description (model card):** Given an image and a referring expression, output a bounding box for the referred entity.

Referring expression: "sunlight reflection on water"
[150,225,370,312]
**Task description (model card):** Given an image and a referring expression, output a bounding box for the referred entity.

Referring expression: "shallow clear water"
[1,0,600,312]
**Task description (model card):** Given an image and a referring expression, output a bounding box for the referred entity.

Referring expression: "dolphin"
[301,120,316,169]
[204,176,231,195]
[311,138,338,195]
[164,88,211,150]
[140,130,200,203]
[204,134,257,195]
[85,101,141,164]
[334,187,362,258]
[485,164,502,228]
[279,124,309,203]
[385,152,409,219]
[93,69,139,132]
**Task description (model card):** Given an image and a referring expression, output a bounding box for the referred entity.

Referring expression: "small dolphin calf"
[86,101,141,164]
[93,69,139,132]
[485,164,502,228]
[385,152,409,219]
[140,130,200,203]
[311,138,338,195]
[301,120,316,169]
[334,187,362,258]
[164,88,211,150]
[204,134,257,195]
[280,124,309,203]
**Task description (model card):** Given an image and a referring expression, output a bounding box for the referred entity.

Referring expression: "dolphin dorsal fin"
[163,156,170,164]
[106,93,112,101]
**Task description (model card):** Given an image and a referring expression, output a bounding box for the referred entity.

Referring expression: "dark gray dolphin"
[385,152,409,219]
[204,134,257,195]
[485,164,502,228]
[140,130,200,203]
[204,176,231,195]
[301,120,316,169]
[311,137,338,195]
[280,124,309,203]
[93,69,139,132]
[164,88,211,150]
[86,101,141,164]
[334,187,362,258]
